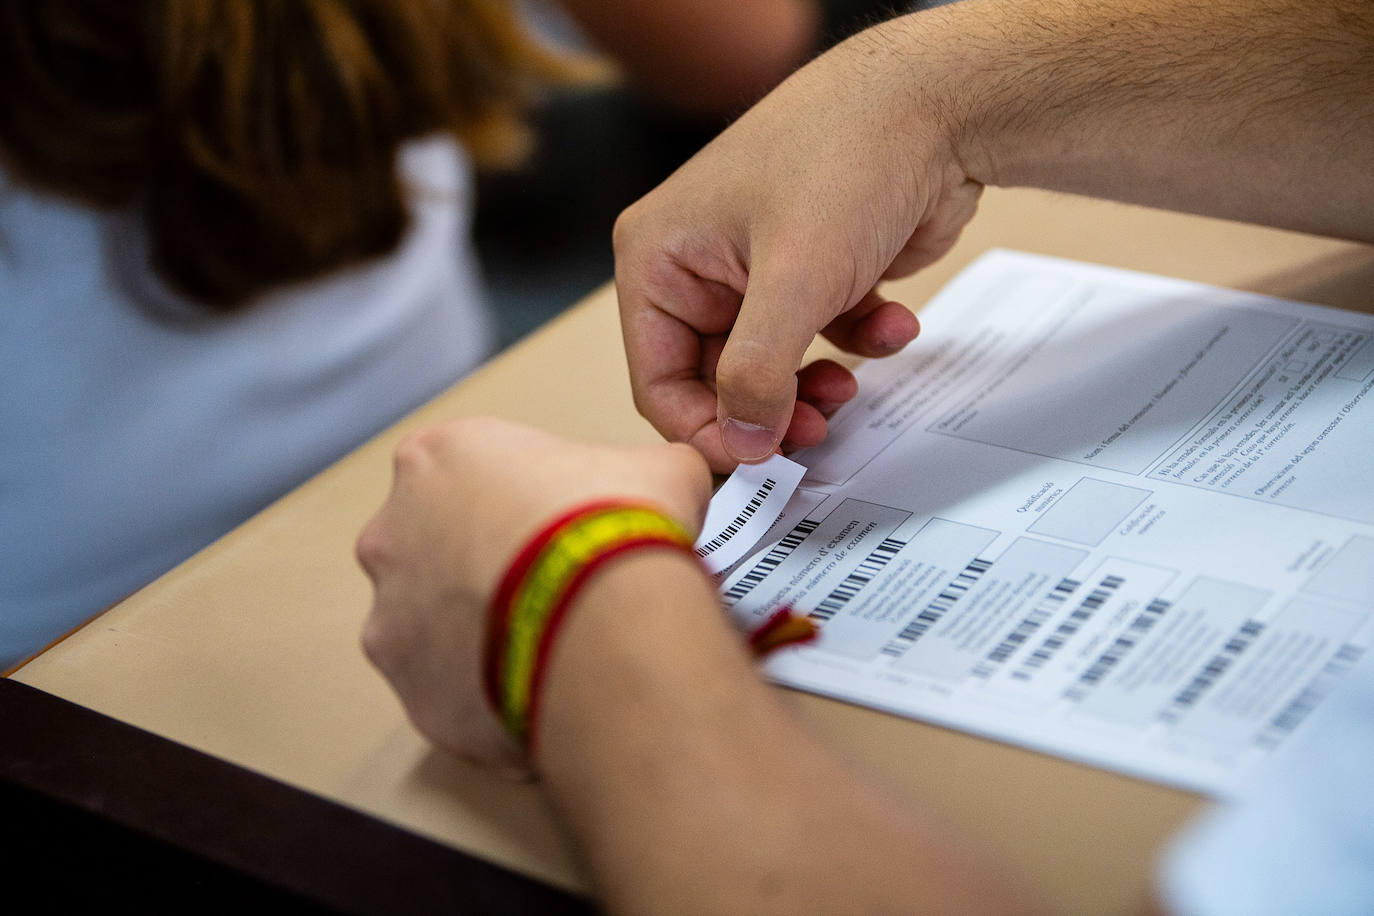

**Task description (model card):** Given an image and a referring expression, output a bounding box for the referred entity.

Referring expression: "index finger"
[617,261,746,469]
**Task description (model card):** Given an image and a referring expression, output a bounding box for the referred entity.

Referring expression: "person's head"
[0,0,568,308]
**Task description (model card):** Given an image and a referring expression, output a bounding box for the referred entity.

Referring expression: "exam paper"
[710,250,1374,796]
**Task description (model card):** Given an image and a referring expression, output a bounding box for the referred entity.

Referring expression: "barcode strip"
[809,538,907,624]
[881,557,993,656]
[1159,618,1266,721]
[1012,574,1124,680]
[1256,642,1365,748]
[1064,597,1172,700]
[721,519,819,606]
[971,577,1081,679]
[696,478,777,557]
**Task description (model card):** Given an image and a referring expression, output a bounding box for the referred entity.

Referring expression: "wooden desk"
[11,189,1374,913]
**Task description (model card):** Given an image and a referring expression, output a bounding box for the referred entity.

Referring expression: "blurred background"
[477,0,924,348]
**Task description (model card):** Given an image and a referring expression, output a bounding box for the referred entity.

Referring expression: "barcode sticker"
[695,454,806,575]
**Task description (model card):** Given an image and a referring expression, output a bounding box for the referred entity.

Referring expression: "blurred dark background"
[474,0,918,349]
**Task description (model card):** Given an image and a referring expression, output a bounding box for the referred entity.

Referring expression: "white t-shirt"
[0,135,493,669]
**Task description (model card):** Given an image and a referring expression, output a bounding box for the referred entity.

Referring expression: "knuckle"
[354,518,387,579]
[392,428,436,475]
[359,605,418,677]
[611,202,643,255]
[391,418,478,475]
[359,612,393,670]
[667,440,710,477]
[629,384,659,424]
[628,385,679,440]
[669,443,714,501]
[611,216,633,260]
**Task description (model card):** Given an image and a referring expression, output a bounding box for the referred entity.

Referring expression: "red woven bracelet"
[482,501,697,752]
[482,501,821,754]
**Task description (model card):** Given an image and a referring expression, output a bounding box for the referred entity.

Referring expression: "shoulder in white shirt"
[0,134,493,669]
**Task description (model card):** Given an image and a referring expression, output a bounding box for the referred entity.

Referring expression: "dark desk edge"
[1,677,596,915]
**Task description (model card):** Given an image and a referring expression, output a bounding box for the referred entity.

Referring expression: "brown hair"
[0,0,573,308]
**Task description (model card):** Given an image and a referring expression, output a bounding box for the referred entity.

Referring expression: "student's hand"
[355,417,712,773]
[614,17,981,473]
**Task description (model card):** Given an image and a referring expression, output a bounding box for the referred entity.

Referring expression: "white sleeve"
[1157,653,1374,916]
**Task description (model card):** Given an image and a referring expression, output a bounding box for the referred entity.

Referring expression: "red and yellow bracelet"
[482,501,698,750]
[482,500,820,752]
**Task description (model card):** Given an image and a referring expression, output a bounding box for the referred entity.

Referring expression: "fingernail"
[721,418,778,461]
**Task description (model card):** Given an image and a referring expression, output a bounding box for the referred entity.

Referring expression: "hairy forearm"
[536,552,1029,914]
[888,0,1374,241]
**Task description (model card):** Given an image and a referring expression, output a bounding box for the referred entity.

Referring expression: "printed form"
[695,250,1374,796]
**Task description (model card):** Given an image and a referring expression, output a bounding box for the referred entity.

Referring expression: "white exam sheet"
[708,250,1374,796]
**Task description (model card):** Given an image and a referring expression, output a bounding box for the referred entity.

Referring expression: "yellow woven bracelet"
[482,501,696,749]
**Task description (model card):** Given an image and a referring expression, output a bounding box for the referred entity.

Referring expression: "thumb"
[715,263,843,462]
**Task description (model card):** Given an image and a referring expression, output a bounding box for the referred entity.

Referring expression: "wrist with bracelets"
[483,499,818,754]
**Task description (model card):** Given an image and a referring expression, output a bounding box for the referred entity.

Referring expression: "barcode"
[696,478,777,557]
[881,557,993,656]
[1012,574,1124,680]
[1064,597,1172,700]
[971,577,1081,679]
[721,519,819,606]
[1256,642,1365,748]
[809,538,907,624]
[1159,618,1265,722]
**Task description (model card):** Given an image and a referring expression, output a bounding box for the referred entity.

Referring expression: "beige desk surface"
[14,189,1374,913]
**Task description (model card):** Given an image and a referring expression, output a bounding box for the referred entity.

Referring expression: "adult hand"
[355,417,712,773]
[614,17,982,473]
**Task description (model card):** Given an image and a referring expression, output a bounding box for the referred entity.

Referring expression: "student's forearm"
[536,552,1030,915]
[887,0,1374,241]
